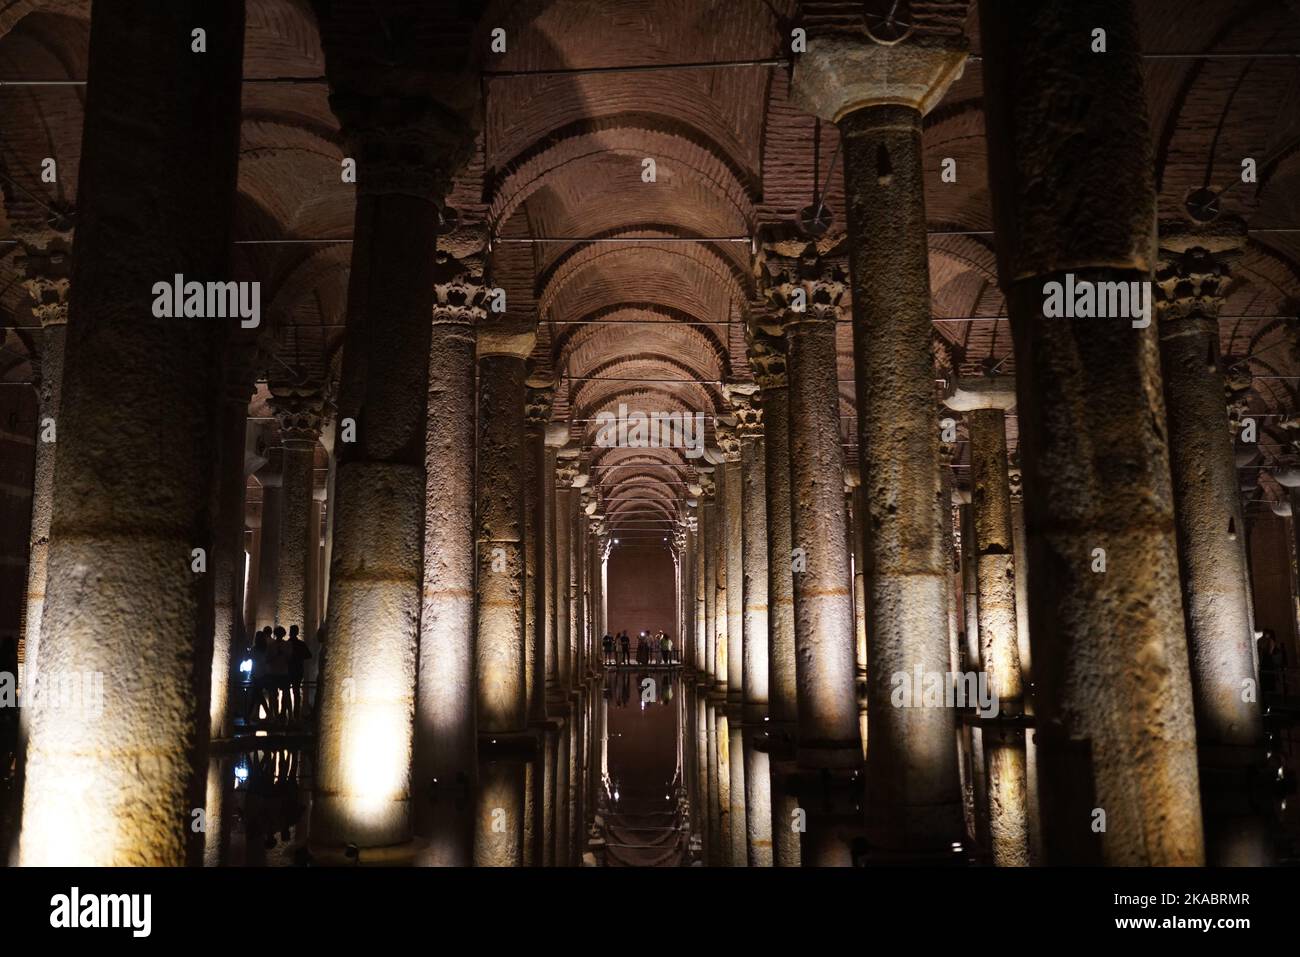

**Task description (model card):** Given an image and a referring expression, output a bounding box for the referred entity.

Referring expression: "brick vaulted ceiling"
[1,0,1298,540]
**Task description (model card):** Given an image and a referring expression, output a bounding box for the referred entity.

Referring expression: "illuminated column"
[756,236,858,768]
[416,246,484,866]
[475,329,534,733]
[554,457,578,687]
[472,326,536,866]
[543,427,566,689]
[270,389,323,633]
[846,467,869,753]
[792,19,967,854]
[17,247,68,703]
[524,381,555,725]
[705,699,721,864]
[210,355,257,740]
[979,0,1203,863]
[749,328,801,866]
[554,709,571,866]
[730,384,773,865]
[945,379,1028,866]
[1156,219,1268,865]
[701,471,719,683]
[254,469,282,628]
[693,507,706,674]
[18,0,244,866]
[717,416,747,864]
[716,707,732,865]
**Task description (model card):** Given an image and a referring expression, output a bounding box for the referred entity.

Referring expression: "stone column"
[945,379,1028,867]
[475,329,535,734]
[17,248,69,711]
[543,427,566,688]
[554,458,578,686]
[756,237,858,769]
[979,0,1203,864]
[416,247,484,866]
[719,421,745,704]
[270,389,323,634]
[792,21,967,854]
[211,355,257,740]
[1155,218,1268,866]
[18,0,245,867]
[730,383,773,865]
[748,328,801,867]
[847,468,869,755]
[254,467,282,629]
[700,472,719,683]
[524,380,555,726]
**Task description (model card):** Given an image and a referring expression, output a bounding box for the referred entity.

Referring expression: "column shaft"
[979,0,1203,864]
[18,0,245,866]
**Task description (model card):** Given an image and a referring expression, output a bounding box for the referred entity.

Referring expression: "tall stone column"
[719,421,745,703]
[1155,218,1268,865]
[524,381,555,725]
[729,383,773,865]
[254,469,282,629]
[416,246,484,866]
[756,236,858,769]
[979,0,1203,864]
[475,330,534,734]
[749,328,801,866]
[270,389,323,634]
[543,428,566,689]
[17,248,69,710]
[554,458,578,686]
[945,379,1028,866]
[791,18,967,853]
[700,472,719,683]
[211,355,257,740]
[18,0,245,866]
[706,699,721,864]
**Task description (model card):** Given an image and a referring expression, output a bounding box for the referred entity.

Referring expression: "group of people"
[602,629,674,666]
[244,625,312,726]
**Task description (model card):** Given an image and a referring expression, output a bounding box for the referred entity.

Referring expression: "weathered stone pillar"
[18,0,245,866]
[748,327,801,866]
[979,0,1203,864]
[791,18,966,853]
[17,248,69,709]
[945,379,1028,867]
[524,381,555,725]
[554,457,577,686]
[700,471,719,683]
[756,236,858,768]
[1155,218,1268,865]
[211,355,257,740]
[416,245,483,866]
[719,421,745,704]
[706,698,721,864]
[716,707,732,865]
[728,383,773,865]
[254,470,282,629]
[270,389,323,633]
[475,329,535,734]
[543,427,566,688]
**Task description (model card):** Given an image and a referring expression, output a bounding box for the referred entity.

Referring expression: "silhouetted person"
[659,631,672,665]
[267,626,290,724]
[602,632,614,665]
[247,628,271,722]
[287,624,312,723]
[619,630,630,666]
[1259,628,1286,700]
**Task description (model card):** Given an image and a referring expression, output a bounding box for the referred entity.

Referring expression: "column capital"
[18,246,72,329]
[476,327,537,361]
[433,244,487,327]
[943,377,1017,413]
[269,386,326,450]
[747,326,789,390]
[330,93,477,202]
[723,381,764,439]
[1155,216,1247,323]
[790,5,969,121]
[525,378,556,434]
[555,458,581,488]
[755,230,848,329]
[716,418,743,462]
[699,471,718,499]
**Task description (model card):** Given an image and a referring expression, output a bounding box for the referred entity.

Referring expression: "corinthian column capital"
[269,386,326,450]
[1155,216,1248,323]
[790,3,969,121]
[755,229,849,329]
[433,241,488,327]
